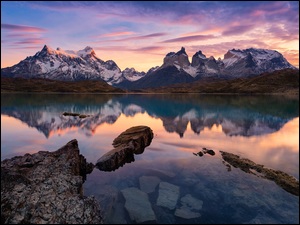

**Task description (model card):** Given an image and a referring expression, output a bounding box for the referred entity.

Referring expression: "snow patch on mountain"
[183,66,198,77]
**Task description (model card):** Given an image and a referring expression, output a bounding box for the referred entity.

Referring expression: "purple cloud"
[222,25,255,36]
[161,35,215,43]
[96,32,168,42]
[1,23,46,32]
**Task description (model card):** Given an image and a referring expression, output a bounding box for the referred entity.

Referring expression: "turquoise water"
[1,93,299,224]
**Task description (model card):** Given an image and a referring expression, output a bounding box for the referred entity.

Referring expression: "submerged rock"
[1,139,102,224]
[175,194,203,219]
[121,187,156,223]
[139,175,161,193]
[96,126,153,171]
[157,182,180,210]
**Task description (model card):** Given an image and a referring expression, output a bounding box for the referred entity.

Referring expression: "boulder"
[96,126,153,171]
[1,139,102,224]
[112,126,154,154]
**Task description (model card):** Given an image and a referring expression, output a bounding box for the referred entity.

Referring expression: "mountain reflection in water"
[1,93,298,138]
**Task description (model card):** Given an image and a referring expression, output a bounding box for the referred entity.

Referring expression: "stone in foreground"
[1,139,102,224]
[96,126,153,171]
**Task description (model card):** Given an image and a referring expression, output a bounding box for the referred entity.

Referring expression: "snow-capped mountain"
[1,45,296,89]
[125,47,296,89]
[1,45,123,85]
[221,48,295,78]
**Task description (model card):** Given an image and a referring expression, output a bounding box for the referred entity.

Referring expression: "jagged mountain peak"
[40,44,56,55]
[176,47,187,56]
[77,46,96,57]
[163,47,190,68]
[193,50,206,59]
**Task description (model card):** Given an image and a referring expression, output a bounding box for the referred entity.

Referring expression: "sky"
[1,1,299,72]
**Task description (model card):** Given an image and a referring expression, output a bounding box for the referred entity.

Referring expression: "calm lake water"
[1,93,299,224]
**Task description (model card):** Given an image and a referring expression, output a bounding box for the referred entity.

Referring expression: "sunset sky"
[1,1,299,71]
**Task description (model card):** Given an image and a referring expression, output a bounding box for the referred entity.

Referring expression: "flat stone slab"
[121,187,156,223]
[139,175,161,193]
[156,182,180,210]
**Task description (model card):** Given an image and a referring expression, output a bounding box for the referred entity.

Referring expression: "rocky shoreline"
[1,139,102,224]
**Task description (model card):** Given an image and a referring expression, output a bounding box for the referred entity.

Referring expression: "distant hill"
[1,77,124,93]
[142,68,299,95]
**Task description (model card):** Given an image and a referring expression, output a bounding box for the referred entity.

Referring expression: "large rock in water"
[96,126,153,171]
[1,139,102,224]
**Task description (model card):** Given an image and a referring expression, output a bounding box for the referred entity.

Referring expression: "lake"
[1,93,299,224]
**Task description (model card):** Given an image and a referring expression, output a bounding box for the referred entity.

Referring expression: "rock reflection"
[96,126,153,172]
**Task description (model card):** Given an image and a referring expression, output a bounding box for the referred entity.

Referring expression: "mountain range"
[1,45,297,90]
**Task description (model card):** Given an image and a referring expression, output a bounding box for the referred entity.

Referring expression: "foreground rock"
[1,139,102,224]
[96,126,153,171]
[220,151,299,196]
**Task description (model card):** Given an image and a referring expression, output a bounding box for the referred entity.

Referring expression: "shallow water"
[1,93,299,224]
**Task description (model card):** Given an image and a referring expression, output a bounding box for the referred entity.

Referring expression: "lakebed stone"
[157,182,180,210]
[1,139,102,224]
[139,175,161,193]
[174,194,203,219]
[121,187,156,223]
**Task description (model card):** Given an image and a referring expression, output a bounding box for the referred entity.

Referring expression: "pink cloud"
[94,45,165,54]
[95,32,168,42]
[100,31,136,37]
[1,23,46,32]
[14,38,47,45]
